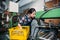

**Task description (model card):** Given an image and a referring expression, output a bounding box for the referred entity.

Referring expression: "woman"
[18,8,36,27]
[18,8,36,40]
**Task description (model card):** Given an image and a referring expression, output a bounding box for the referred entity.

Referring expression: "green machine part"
[41,8,60,18]
[35,11,45,18]
[9,12,18,28]
[35,8,60,19]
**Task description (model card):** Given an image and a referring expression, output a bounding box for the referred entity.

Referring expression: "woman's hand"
[18,23,22,29]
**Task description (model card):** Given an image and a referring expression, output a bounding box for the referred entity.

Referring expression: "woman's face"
[30,11,36,18]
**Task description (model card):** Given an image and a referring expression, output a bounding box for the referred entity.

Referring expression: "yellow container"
[9,26,30,40]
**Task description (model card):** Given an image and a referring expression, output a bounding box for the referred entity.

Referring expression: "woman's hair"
[27,8,36,14]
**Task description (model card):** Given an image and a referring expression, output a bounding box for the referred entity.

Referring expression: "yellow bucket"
[9,26,30,40]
